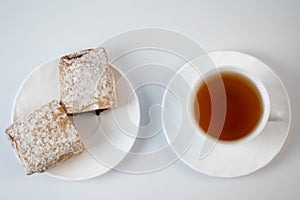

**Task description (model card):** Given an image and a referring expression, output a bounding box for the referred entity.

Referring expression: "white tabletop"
[0,0,299,199]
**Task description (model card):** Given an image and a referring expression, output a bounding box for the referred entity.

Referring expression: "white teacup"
[187,67,281,146]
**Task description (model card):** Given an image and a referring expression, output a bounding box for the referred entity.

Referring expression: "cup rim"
[187,66,271,146]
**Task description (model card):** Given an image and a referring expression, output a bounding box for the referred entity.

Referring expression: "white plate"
[162,51,291,178]
[12,59,140,180]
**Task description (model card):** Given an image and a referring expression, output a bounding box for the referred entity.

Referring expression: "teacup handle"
[269,111,286,121]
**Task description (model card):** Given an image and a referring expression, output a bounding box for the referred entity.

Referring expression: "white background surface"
[0,0,299,199]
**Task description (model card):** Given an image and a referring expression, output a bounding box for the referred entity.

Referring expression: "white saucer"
[162,51,291,178]
[12,59,140,180]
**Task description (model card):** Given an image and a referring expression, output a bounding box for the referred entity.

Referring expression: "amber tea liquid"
[195,72,263,141]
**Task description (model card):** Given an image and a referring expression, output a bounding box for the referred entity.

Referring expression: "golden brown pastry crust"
[59,47,116,114]
[5,100,84,175]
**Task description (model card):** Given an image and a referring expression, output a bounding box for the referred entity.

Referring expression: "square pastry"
[59,47,116,114]
[5,100,84,175]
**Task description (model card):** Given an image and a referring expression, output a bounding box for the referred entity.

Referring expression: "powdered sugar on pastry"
[5,100,84,175]
[59,47,116,114]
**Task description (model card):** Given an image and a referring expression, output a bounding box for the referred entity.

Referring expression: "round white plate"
[162,51,291,178]
[12,59,140,180]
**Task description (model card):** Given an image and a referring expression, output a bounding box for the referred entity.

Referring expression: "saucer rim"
[161,50,291,178]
